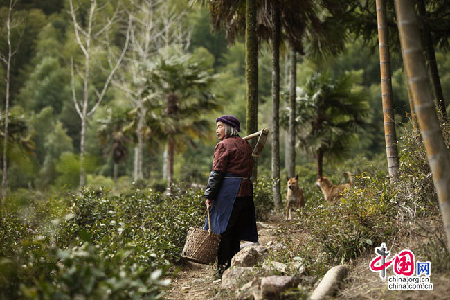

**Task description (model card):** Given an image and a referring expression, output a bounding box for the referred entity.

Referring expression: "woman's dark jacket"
[204,136,253,200]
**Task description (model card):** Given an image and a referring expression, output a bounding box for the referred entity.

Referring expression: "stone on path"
[260,275,299,299]
[310,265,349,300]
[231,245,269,267]
[235,279,260,300]
[262,261,288,273]
[221,266,255,289]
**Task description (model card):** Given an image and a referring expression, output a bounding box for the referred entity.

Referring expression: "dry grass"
[338,215,449,300]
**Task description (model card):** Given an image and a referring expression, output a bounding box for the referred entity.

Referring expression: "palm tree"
[146,46,219,187]
[207,1,259,178]
[246,0,258,168]
[271,0,281,208]
[97,113,131,184]
[208,0,346,204]
[296,72,369,178]
[395,0,450,252]
[376,0,399,180]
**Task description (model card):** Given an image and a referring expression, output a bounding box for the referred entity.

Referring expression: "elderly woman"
[204,115,258,277]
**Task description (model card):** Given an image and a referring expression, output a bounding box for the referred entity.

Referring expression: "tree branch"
[69,0,88,56]
[70,58,82,117]
[94,3,120,38]
[88,16,132,117]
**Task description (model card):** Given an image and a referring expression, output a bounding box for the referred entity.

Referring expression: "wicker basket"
[181,208,221,264]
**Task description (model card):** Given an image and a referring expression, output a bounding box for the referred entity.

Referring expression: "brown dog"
[286,175,305,220]
[316,172,353,203]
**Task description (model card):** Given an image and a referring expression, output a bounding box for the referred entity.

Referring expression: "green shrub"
[21,243,169,300]
[289,173,397,275]
[288,118,449,277]
[0,232,57,299]
[87,174,115,189]
[54,152,97,188]
[0,212,32,257]
[394,122,445,218]
[1,184,204,299]
[57,185,205,268]
[253,177,275,221]
[150,179,168,193]
[319,174,395,259]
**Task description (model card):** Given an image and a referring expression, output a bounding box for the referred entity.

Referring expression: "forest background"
[0,0,449,298]
[0,0,448,192]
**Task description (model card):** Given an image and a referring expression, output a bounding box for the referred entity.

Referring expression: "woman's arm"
[204,170,224,200]
[204,142,228,202]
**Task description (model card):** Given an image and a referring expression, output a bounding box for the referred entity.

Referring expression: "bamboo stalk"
[376,0,399,180]
[395,0,450,252]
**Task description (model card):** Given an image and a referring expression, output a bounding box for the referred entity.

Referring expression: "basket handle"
[207,207,212,234]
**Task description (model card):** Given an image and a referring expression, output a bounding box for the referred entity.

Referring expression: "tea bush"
[1,183,207,299]
[57,185,206,268]
[21,243,169,300]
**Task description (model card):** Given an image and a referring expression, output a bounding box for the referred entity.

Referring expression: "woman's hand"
[205,199,212,209]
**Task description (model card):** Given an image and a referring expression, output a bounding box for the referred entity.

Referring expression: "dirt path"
[164,261,219,300]
[164,220,280,300]
[164,214,449,300]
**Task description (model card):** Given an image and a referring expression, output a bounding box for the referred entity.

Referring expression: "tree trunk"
[136,105,145,180]
[70,0,130,189]
[284,49,289,171]
[168,138,174,187]
[1,1,13,202]
[405,73,419,131]
[79,45,89,188]
[114,162,118,184]
[271,0,281,209]
[163,145,168,180]
[78,1,92,189]
[246,0,259,180]
[317,148,324,179]
[80,116,86,187]
[395,0,450,252]
[287,48,297,178]
[417,0,447,121]
[376,0,400,180]
[133,146,138,181]
[284,130,289,170]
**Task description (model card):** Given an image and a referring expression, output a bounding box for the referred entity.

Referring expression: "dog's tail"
[344,172,353,185]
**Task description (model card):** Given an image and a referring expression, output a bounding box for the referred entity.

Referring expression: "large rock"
[262,261,288,274]
[260,275,299,299]
[221,267,255,289]
[235,279,261,300]
[231,245,269,267]
[310,265,349,300]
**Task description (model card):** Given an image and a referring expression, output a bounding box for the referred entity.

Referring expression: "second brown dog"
[286,175,305,220]
[316,172,353,203]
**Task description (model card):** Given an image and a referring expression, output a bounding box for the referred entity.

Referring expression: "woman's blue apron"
[204,175,258,242]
